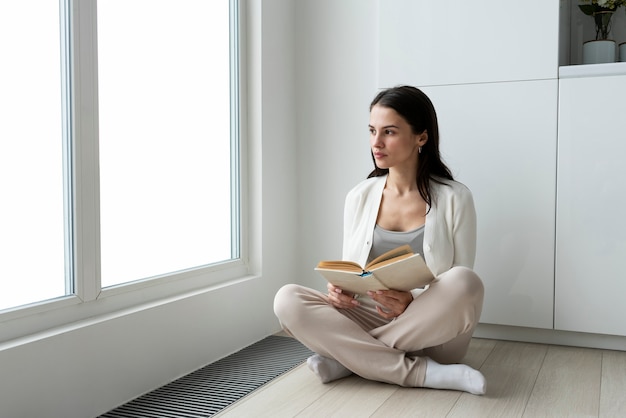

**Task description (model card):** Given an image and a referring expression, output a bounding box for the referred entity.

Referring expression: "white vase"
[582,40,616,64]
[620,42,626,62]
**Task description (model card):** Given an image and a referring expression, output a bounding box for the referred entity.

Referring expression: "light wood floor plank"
[523,345,602,417]
[295,375,398,417]
[463,337,498,369]
[599,349,626,417]
[215,365,337,418]
[448,364,538,418]
[370,387,461,417]
[448,341,548,418]
[483,340,548,369]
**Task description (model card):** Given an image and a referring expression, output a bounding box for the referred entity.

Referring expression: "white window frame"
[0,0,248,342]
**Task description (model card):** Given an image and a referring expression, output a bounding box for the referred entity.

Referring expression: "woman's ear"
[418,130,428,147]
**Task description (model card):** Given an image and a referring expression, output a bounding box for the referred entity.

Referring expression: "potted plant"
[579,0,626,63]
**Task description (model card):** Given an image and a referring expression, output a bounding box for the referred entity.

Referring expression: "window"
[0,0,241,314]
[97,1,236,287]
[0,1,67,311]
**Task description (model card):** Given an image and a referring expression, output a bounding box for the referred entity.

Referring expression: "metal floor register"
[100,335,312,418]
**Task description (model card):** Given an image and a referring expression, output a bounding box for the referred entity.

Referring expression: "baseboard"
[475,323,626,351]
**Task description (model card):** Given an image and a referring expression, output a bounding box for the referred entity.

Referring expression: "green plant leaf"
[579,4,595,15]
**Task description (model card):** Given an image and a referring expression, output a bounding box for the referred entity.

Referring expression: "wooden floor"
[215,337,626,417]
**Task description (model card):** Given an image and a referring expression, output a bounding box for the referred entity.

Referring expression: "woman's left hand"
[367,289,413,319]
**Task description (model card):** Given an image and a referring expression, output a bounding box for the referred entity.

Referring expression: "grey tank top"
[368,224,425,263]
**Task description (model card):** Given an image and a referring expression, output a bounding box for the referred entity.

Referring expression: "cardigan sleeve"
[450,183,477,269]
[425,179,477,276]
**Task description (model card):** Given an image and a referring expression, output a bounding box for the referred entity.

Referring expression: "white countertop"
[559,62,626,78]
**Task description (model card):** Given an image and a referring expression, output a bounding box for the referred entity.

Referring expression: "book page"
[314,268,388,294]
[316,260,363,273]
[365,244,413,270]
[371,253,434,291]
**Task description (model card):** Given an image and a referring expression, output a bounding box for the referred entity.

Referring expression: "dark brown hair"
[368,85,454,208]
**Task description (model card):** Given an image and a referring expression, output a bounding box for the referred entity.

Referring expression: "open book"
[315,244,434,295]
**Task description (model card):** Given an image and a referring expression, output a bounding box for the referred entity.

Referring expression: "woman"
[274,86,486,395]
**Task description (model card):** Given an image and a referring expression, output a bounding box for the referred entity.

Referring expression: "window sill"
[0,263,256,346]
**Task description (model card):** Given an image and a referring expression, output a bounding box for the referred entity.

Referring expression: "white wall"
[295,0,379,291]
[0,1,299,417]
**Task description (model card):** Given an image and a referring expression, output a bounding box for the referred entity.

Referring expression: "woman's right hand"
[327,282,360,309]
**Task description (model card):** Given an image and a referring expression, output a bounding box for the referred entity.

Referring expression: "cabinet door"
[379,0,559,86]
[556,75,626,336]
[422,80,557,329]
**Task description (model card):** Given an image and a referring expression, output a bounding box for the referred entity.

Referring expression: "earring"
[418,146,422,154]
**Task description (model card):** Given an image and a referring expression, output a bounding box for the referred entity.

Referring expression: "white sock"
[307,354,353,383]
[423,357,486,395]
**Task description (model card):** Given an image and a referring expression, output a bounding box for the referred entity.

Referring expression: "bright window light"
[0,1,66,311]
[97,1,235,287]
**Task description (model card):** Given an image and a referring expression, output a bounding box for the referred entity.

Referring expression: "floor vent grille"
[100,335,312,418]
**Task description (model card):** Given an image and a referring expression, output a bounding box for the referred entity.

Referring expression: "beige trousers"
[273,266,484,387]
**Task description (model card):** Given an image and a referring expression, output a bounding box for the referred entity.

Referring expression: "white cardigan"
[342,175,477,277]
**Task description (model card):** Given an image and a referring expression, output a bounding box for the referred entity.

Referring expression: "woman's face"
[369,104,426,171]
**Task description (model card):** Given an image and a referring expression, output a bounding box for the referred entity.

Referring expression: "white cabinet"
[379,0,560,87]
[377,0,626,338]
[421,81,558,329]
[555,74,626,336]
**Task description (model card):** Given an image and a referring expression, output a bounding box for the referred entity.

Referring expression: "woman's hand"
[367,289,413,319]
[327,282,360,310]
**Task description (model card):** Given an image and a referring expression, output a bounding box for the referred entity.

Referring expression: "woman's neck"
[386,169,418,196]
